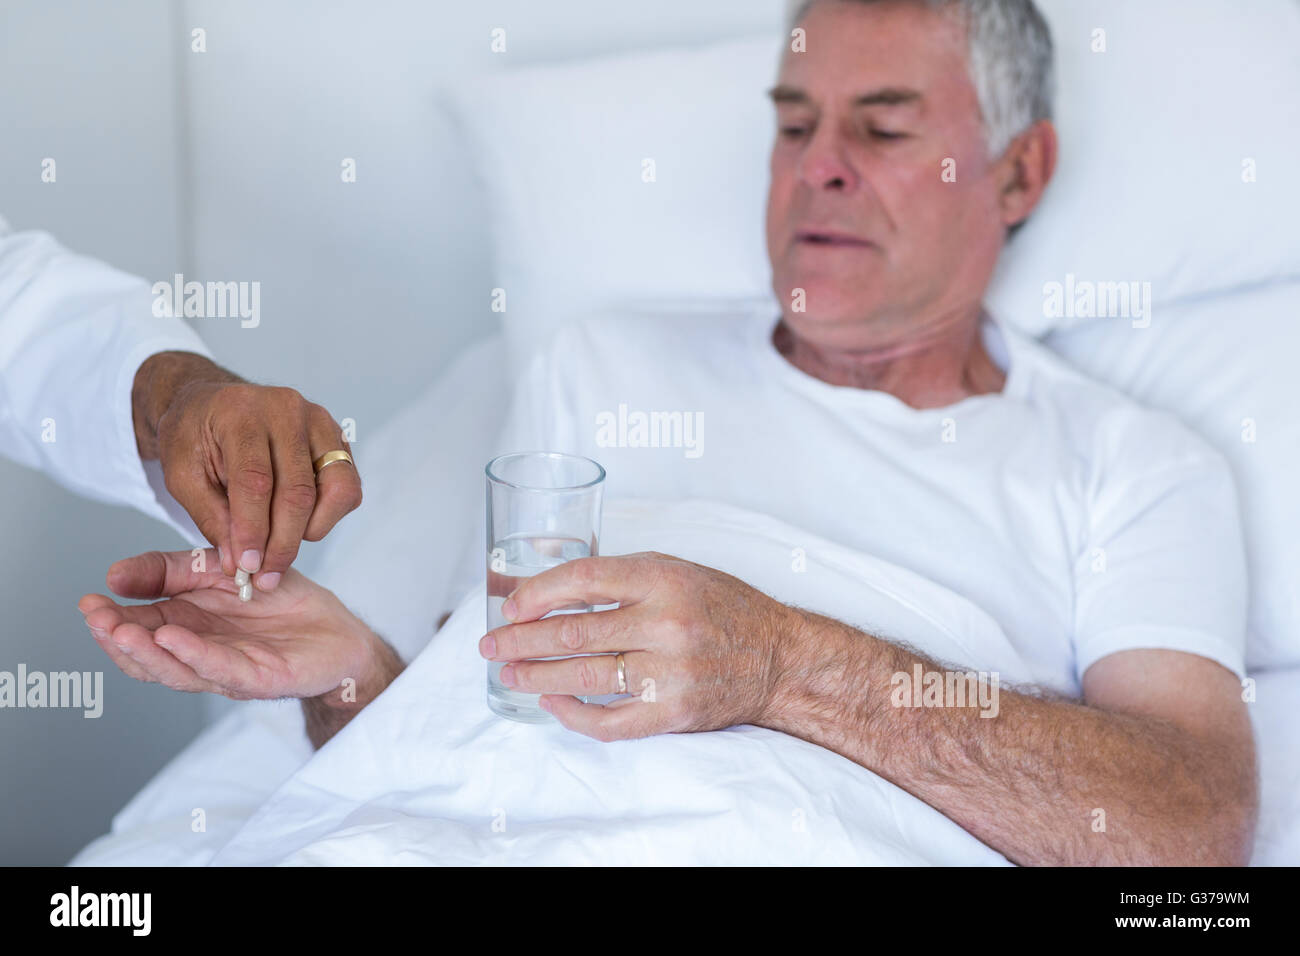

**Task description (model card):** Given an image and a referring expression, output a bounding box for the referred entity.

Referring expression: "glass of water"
[485,451,605,723]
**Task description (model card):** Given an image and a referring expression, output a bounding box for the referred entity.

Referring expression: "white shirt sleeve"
[1072,412,1249,683]
[0,225,214,545]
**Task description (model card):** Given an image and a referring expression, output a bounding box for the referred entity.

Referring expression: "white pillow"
[989,0,1300,335]
[454,1,1300,355]
[453,33,782,370]
[1046,281,1300,671]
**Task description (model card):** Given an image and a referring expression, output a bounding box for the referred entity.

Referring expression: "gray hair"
[790,0,1055,158]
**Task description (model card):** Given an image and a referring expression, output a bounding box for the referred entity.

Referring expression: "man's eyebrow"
[767,85,923,107]
[768,85,810,104]
[854,87,922,107]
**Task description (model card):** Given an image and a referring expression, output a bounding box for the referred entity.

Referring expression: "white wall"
[2,0,784,864]
[0,0,205,865]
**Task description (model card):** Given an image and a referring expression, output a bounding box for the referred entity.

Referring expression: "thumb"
[106,548,228,600]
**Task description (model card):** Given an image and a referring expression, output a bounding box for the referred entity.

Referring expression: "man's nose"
[797,125,859,192]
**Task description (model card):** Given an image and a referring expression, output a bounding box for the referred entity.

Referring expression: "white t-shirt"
[490,308,1248,696]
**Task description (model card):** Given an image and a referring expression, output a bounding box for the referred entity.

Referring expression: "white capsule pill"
[239,582,253,603]
[235,568,251,588]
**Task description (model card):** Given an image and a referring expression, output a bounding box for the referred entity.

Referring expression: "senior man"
[81,0,1256,866]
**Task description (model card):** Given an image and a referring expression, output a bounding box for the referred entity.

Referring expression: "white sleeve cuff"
[1075,625,1248,684]
[112,334,215,547]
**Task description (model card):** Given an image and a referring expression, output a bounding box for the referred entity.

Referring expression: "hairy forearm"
[131,350,240,459]
[764,610,1257,866]
[301,633,407,750]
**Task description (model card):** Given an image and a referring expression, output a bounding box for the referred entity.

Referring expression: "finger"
[303,404,361,543]
[256,410,317,590]
[504,556,659,623]
[483,606,644,661]
[104,549,231,600]
[541,694,660,741]
[488,563,590,613]
[153,624,281,698]
[83,617,154,683]
[111,622,223,694]
[85,601,166,633]
[177,486,236,576]
[78,593,117,615]
[500,650,647,697]
[224,428,274,577]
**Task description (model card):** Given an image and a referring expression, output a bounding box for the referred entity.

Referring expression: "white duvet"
[71,497,1300,866]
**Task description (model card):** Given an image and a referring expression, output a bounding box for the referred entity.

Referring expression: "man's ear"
[996,119,1058,230]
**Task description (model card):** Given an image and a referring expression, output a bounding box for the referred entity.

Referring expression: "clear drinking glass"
[485,452,606,723]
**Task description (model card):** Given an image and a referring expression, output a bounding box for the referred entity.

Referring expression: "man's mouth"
[794,229,874,248]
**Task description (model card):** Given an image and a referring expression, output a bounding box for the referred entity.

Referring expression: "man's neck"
[772,308,1007,410]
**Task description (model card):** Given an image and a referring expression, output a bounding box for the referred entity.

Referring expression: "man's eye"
[869,129,906,141]
[780,126,810,140]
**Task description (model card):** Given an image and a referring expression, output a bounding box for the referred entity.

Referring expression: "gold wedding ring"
[312,449,354,478]
[616,652,628,695]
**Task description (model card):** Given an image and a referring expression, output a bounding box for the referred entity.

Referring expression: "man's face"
[766,0,1009,349]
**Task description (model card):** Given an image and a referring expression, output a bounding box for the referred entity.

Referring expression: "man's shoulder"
[1005,324,1229,481]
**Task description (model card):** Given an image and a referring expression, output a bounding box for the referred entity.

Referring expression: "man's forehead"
[777,0,970,102]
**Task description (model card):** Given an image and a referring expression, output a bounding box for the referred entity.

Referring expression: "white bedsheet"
[71,498,1300,866]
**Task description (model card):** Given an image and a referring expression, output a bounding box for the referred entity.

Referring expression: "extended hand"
[479,552,808,740]
[79,548,382,701]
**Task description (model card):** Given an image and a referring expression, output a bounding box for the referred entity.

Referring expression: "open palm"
[79,548,373,701]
